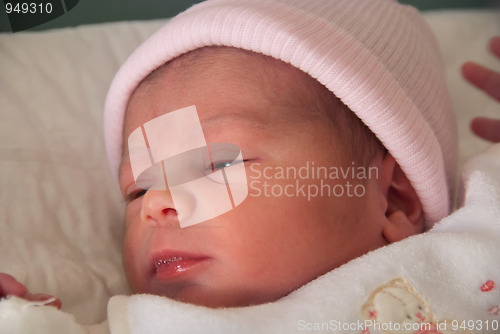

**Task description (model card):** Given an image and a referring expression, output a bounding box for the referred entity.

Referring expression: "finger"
[489,36,500,59]
[25,293,62,309]
[471,117,500,143]
[462,62,500,102]
[0,273,28,297]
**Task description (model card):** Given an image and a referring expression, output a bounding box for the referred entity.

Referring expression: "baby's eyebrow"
[201,112,266,129]
[118,149,131,186]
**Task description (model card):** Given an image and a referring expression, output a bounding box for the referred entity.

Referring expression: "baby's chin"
[142,283,293,308]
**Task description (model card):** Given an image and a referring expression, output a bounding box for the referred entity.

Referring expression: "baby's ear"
[378,153,424,243]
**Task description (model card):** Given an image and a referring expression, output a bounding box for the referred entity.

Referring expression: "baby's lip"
[150,250,210,281]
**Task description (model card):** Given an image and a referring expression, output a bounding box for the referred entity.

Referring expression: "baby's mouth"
[152,253,210,281]
[155,256,185,269]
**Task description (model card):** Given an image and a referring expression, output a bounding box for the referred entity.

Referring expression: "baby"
[2,0,500,317]
[118,46,412,308]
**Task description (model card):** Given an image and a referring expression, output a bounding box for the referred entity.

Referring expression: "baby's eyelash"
[126,189,148,202]
[213,161,233,169]
[135,189,148,198]
[210,159,251,171]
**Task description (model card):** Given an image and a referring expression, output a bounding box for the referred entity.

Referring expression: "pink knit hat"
[104,0,457,227]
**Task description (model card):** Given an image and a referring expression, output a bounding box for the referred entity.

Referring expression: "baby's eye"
[213,161,238,170]
[135,189,148,198]
[208,159,247,172]
[127,189,148,202]
[203,160,234,173]
[204,160,247,183]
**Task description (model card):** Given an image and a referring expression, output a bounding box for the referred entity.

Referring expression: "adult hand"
[0,273,62,309]
[462,36,500,143]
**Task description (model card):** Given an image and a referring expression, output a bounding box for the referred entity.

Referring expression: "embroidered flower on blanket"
[361,278,467,334]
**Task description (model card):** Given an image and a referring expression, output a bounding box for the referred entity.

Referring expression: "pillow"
[0,10,498,325]
[0,20,167,324]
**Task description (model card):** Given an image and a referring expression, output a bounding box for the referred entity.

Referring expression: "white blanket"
[2,143,500,334]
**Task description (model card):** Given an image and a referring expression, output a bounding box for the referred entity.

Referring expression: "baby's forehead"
[142,47,316,93]
[127,46,330,121]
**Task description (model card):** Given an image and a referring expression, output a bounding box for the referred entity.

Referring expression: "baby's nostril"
[162,208,177,216]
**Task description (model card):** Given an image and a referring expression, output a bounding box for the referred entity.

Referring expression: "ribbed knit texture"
[104,0,457,227]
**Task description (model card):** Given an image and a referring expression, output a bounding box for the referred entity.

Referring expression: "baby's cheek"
[124,200,142,229]
[122,232,145,292]
[122,210,145,257]
[122,204,146,285]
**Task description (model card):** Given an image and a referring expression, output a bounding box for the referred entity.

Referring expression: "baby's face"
[119,49,388,307]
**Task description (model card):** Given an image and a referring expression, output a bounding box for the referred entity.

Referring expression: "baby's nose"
[140,189,179,228]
